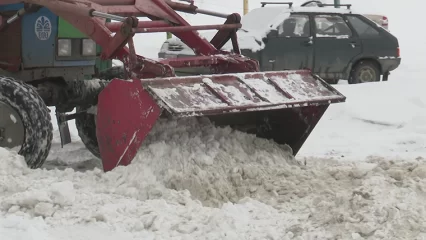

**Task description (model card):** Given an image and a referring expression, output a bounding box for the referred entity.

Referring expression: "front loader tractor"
[0,0,345,172]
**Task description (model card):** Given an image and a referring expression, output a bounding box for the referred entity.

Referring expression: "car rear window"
[347,16,380,37]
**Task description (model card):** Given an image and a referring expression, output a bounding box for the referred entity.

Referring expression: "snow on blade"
[147,70,344,115]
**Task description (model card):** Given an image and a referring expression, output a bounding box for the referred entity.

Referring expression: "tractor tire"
[0,76,53,168]
[74,77,112,159]
[349,60,381,84]
[75,105,100,159]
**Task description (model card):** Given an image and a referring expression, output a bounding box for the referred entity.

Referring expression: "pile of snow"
[2,117,426,239]
[122,118,297,207]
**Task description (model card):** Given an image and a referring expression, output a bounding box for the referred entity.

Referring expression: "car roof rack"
[261,2,293,7]
[318,3,352,9]
[299,1,351,9]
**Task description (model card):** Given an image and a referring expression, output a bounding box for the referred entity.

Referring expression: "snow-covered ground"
[2,0,426,239]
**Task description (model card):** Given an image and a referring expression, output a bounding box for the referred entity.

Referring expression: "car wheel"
[349,61,381,84]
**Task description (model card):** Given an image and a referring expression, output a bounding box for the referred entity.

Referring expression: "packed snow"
[2,0,426,239]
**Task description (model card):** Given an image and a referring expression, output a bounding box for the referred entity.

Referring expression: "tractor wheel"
[0,76,53,168]
[74,77,113,159]
[75,105,100,159]
[349,60,381,84]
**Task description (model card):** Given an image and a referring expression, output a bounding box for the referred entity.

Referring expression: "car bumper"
[378,57,401,73]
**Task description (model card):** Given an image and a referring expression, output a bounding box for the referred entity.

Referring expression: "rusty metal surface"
[142,70,345,116]
[133,23,241,33]
[0,11,22,72]
[90,0,135,5]
[159,54,259,74]
[105,20,169,32]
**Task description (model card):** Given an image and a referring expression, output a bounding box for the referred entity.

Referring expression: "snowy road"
[2,76,426,239]
[2,115,426,239]
[2,0,426,239]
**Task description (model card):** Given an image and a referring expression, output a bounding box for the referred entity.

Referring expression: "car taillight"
[382,16,388,26]
[397,47,400,57]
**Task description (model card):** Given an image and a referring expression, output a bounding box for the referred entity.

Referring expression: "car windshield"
[240,7,290,32]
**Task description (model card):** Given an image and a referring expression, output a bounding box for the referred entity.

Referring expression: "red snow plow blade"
[96,70,345,171]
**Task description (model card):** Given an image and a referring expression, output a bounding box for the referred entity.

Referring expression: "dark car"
[158,2,401,84]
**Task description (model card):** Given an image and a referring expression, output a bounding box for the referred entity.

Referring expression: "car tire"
[0,76,53,168]
[349,60,381,84]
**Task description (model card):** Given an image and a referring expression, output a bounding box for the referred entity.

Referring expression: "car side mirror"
[266,30,278,39]
[263,30,278,43]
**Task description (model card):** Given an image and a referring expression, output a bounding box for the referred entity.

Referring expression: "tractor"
[0,2,114,166]
[0,0,345,172]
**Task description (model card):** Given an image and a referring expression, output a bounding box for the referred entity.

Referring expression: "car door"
[345,15,391,57]
[313,14,362,80]
[260,13,314,71]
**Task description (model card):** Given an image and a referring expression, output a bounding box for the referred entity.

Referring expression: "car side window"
[347,16,380,37]
[277,14,310,38]
[314,15,352,38]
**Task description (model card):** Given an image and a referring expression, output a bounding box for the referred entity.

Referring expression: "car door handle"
[350,42,359,47]
[303,40,313,46]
